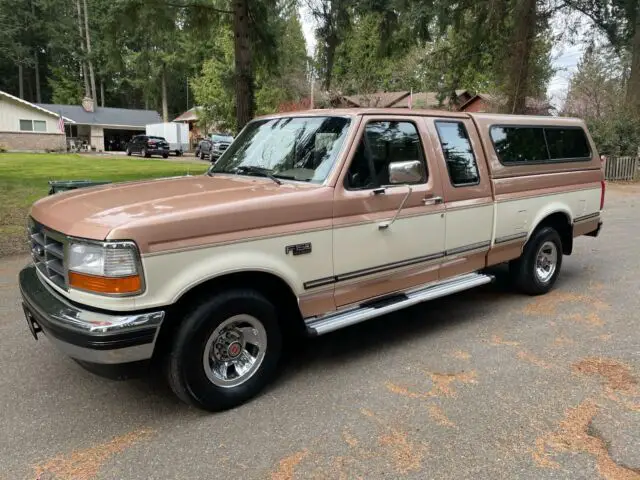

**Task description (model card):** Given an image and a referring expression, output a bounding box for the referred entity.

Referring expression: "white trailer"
[145,123,189,156]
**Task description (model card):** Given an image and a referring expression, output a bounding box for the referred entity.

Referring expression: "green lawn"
[0,153,208,257]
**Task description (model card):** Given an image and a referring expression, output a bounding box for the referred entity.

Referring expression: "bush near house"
[0,153,207,257]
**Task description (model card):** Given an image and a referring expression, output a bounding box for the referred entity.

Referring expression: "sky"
[297,5,589,111]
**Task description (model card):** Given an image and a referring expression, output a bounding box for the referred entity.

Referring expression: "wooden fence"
[604,156,639,181]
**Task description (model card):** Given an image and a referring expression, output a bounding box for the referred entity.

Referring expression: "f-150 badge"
[285,243,312,256]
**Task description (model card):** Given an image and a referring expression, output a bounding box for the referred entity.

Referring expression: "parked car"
[19,109,604,412]
[195,133,234,161]
[126,135,170,158]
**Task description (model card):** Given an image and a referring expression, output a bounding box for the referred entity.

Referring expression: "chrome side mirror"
[388,160,424,184]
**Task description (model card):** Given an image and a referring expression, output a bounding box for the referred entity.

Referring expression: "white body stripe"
[332,213,445,276]
[445,204,493,251]
[46,188,601,313]
[495,188,600,241]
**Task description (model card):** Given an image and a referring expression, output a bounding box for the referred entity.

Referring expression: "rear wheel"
[510,226,563,295]
[166,289,282,411]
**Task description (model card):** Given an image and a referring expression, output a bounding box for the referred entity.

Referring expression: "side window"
[435,121,480,186]
[490,127,548,164]
[345,120,426,190]
[545,127,590,160]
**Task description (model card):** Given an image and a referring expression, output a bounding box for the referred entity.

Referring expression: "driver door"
[332,116,447,308]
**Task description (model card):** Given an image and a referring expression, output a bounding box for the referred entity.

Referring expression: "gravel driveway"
[0,184,638,480]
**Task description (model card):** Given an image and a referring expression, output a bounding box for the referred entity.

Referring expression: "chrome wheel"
[535,241,558,283]
[202,314,267,388]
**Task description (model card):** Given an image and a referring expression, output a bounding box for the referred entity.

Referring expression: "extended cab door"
[332,116,447,308]
[424,117,494,278]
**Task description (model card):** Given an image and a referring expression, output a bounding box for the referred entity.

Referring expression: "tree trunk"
[323,34,337,91]
[161,65,169,121]
[75,0,91,98]
[18,64,24,99]
[34,50,41,103]
[100,79,105,107]
[626,10,640,109]
[505,0,537,114]
[233,0,254,132]
[31,0,41,103]
[83,0,97,101]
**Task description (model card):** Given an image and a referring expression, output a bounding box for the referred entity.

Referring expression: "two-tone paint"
[28,108,604,322]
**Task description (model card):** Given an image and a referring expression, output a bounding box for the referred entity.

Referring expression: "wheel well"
[535,212,573,255]
[155,271,305,358]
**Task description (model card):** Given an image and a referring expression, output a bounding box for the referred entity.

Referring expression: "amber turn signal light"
[69,271,142,295]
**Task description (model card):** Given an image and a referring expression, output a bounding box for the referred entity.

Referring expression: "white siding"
[0,97,59,133]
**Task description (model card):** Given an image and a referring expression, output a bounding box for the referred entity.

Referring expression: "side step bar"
[305,272,494,336]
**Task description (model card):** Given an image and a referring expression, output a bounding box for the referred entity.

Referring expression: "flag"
[57,112,65,134]
[408,89,413,109]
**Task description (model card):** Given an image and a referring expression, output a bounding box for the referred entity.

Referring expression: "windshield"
[209,116,352,183]
[211,134,234,143]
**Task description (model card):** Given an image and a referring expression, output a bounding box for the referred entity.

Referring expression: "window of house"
[345,120,426,190]
[435,121,480,186]
[490,125,591,164]
[19,119,47,132]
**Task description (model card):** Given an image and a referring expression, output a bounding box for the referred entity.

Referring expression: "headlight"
[68,241,143,295]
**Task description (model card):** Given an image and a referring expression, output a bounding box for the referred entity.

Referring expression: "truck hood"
[31,175,333,253]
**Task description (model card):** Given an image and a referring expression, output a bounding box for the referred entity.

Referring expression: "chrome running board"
[305,272,494,336]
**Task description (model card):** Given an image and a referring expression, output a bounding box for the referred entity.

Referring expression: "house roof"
[393,92,450,108]
[36,103,162,127]
[0,90,72,120]
[174,106,201,122]
[459,93,553,113]
[343,91,410,108]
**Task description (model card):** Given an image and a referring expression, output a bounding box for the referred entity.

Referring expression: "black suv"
[195,133,233,162]
[126,135,170,158]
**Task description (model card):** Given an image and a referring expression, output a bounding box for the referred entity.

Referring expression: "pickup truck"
[19,108,604,411]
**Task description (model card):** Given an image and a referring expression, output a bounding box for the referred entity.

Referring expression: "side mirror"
[388,160,424,184]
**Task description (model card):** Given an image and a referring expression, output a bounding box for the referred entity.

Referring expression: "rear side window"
[435,121,480,186]
[490,126,591,164]
[545,127,590,159]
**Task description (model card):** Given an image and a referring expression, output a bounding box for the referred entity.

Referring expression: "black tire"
[126,148,132,156]
[162,152,169,159]
[199,151,205,160]
[166,289,282,411]
[509,226,563,295]
[142,148,149,158]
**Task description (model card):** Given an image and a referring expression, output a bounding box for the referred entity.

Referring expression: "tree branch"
[162,0,232,14]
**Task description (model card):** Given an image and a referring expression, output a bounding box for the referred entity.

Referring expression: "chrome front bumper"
[19,265,164,365]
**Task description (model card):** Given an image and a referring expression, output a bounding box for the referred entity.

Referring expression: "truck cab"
[19,108,604,411]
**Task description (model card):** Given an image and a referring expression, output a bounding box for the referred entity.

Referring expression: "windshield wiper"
[234,165,281,185]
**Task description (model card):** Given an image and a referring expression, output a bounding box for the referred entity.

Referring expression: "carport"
[103,128,145,151]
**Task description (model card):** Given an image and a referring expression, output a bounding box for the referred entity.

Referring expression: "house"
[459,93,554,115]
[0,89,67,152]
[333,90,472,110]
[173,106,203,148]
[37,98,162,152]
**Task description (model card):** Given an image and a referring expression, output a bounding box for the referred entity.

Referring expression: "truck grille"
[218,143,229,151]
[28,220,68,290]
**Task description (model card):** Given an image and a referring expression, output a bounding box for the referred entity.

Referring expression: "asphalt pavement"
[1,184,638,480]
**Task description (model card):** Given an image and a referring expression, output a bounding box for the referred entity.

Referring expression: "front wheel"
[162,152,169,159]
[126,148,132,156]
[166,289,282,411]
[510,226,563,295]
[141,148,149,158]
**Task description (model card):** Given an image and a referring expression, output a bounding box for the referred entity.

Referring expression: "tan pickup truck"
[19,108,604,410]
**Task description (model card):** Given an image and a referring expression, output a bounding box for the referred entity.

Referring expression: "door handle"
[422,195,443,205]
